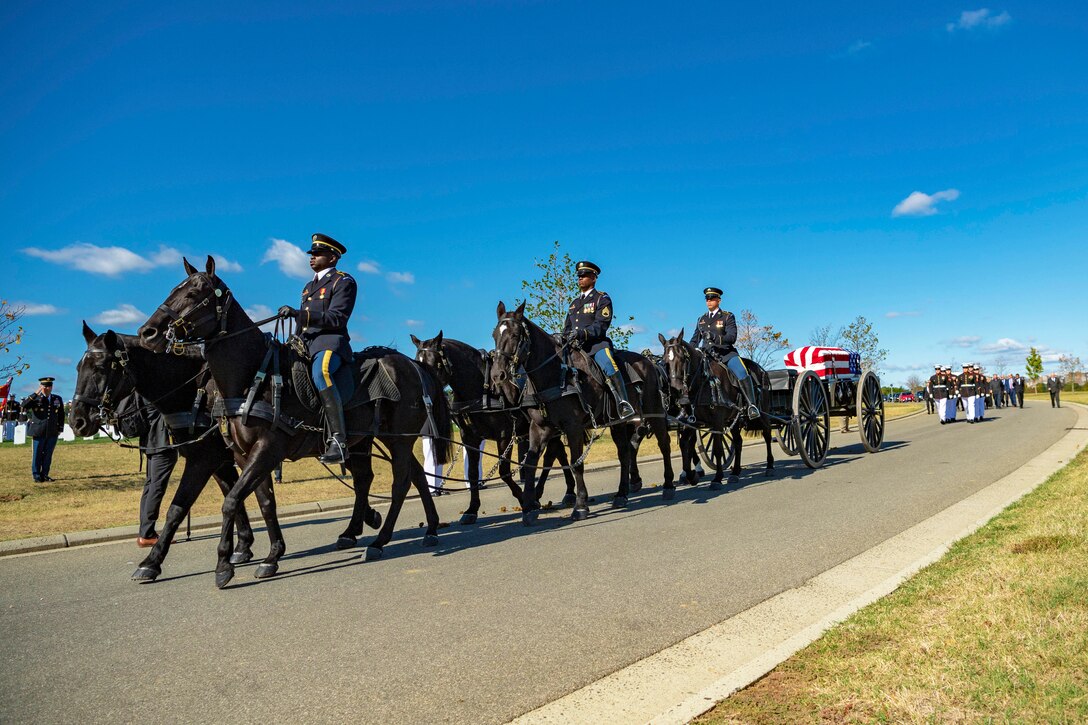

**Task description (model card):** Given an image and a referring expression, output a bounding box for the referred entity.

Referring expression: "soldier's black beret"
[703,287,723,299]
[575,260,601,276]
[309,233,346,256]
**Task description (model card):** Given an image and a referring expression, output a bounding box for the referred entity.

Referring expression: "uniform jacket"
[1047,377,1062,392]
[22,392,65,439]
[928,374,949,398]
[563,288,614,354]
[293,268,357,361]
[689,310,738,355]
[959,372,982,394]
[2,398,20,422]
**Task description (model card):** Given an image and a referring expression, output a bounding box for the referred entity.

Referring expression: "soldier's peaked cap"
[309,233,346,256]
[575,260,600,276]
[38,376,55,384]
[703,287,723,299]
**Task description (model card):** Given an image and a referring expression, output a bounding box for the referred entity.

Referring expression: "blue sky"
[3,1,1086,397]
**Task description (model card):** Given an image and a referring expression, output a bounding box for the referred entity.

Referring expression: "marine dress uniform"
[278,234,357,463]
[562,261,634,420]
[23,377,65,481]
[960,364,982,423]
[925,365,939,415]
[934,366,957,424]
[688,287,759,419]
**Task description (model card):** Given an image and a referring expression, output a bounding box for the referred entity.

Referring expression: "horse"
[70,323,279,582]
[489,301,674,523]
[411,331,577,523]
[136,256,451,588]
[659,332,775,486]
[642,349,705,484]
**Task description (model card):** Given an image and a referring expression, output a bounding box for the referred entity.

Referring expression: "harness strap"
[241,342,276,426]
[271,344,283,430]
[188,388,206,435]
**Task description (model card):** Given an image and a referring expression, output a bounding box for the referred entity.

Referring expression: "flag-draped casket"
[783,347,862,380]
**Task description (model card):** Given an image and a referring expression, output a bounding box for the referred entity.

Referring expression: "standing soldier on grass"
[22,377,65,482]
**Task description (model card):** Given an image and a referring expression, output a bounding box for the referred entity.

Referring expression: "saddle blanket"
[783,346,861,379]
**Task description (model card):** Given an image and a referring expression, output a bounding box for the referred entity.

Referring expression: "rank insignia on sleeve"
[602,307,610,318]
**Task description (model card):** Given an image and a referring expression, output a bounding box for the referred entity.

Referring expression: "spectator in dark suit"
[989,376,1003,408]
[1014,374,1025,408]
[1047,374,1062,408]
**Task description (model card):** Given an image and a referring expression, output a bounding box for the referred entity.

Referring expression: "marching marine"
[931,365,956,424]
[278,234,357,463]
[689,287,759,419]
[562,261,634,420]
[960,363,982,423]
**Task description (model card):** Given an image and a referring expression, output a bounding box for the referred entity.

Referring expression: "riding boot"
[607,373,635,421]
[739,376,760,420]
[317,387,348,464]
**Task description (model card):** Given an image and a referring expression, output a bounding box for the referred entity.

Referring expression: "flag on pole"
[0,377,12,411]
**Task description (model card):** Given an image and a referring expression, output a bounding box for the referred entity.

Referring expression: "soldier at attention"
[278,234,357,463]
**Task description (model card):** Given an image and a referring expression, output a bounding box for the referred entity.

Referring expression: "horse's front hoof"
[459,513,478,525]
[560,493,577,508]
[662,487,676,501]
[611,495,628,508]
[728,474,740,485]
[335,536,357,550]
[215,568,235,589]
[709,480,724,491]
[763,468,774,478]
[254,563,279,579]
[229,550,253,565]
[364,546,383,562]
[131,565,160,583]
[694,467,705,478]
[571,507,589,522]
[522,510,540,526]
[422,533,439,547]
[629,479,643,493]
[365,509,383,530]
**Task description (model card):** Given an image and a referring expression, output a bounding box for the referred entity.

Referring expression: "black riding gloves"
[277,305,297,319]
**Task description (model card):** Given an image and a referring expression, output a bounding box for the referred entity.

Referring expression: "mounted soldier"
[562,260,634,420]
[278,233,357,463]
[688,287,759,419]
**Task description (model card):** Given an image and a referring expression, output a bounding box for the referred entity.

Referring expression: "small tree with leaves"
[1,300,31,379]
[736,309,790,368]
[518,240,636,348]
[1025,347,1044,393]
[840,315,887,373]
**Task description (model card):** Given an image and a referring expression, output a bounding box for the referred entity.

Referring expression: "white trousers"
[937,398,957,422]
[421,437,444,490]
[974,395,986,420]
[963,395,977,420]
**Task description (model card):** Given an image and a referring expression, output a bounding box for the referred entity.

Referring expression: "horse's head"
[71,321,136,436]
[410,330,450,385]
[138,255,232,353]
[490,300,529,402]
[658,329,695,400]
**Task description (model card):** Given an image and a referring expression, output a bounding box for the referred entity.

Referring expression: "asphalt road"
[0,403,1075,724]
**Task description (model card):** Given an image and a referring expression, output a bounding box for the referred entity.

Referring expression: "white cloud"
[847,40,872,54]
[885,311,921,318]
[357,260,381,274]
[405,319,424,327]
[261,238,312,280]
[979,337,1029,354]
[93,304,148,326]
[387,271,415,284]
[244,304,278,332]
[22,243,183,277]
[892,189,960,217]
[15,302,63,316]
[45,354,73,366]
[616,323,646,334]
[213,255,244,273]
[945,335,981,348]
[947,8,1011,32]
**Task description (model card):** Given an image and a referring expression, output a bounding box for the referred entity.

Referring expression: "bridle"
[72,345,133,416]
[417,342,456,384]
[160,273,234,354]
[664,339,697,400]
[492,318,533,383]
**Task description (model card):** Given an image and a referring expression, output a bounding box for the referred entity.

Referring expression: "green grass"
[696,442,1088,724]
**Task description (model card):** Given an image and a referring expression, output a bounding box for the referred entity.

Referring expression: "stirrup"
[617,400,635,420]
[318,437,347,464]
[746,404,760,420]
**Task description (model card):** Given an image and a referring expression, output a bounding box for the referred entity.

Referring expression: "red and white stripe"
[783,346,858,379]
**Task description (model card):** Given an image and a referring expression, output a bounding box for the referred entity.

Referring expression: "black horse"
[411,331,577,523]
[137,256,451,588]
[659,332,775,485]
[643,350,704,485]
[490,301,674,522]
[70,324,280,582]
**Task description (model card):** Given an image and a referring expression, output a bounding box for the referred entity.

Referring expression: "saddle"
[565,348,644,422]
[288,338,403,413]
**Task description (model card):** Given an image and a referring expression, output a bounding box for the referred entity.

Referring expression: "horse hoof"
[229,550,253,565]
[364,546,383,562]
[677,472,687,485]
[728,474,740,485]
[422,534,439,547]
[612,496,628,508]
[571,507,589,522]
[709,480,724,491]
[459,513,478,525]
[763,469,774,478]
[365,509,383,530]
[335,536,357,550]
[560,494,577,508]
[629,479,643,493]
[662,487,675,501]
[254,563,279,579]
[215,568,235,590]
[694,467,705,478]
[522,510,540,526]
[131,566,160,583]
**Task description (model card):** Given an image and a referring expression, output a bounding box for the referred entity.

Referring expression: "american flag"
[783,347,862,379]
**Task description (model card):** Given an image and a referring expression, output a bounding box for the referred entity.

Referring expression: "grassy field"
[696,438,1088,723]
[0,402,924,542]
[1024,390,1088,406]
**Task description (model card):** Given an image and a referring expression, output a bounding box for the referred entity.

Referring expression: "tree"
[840,315,887,373]
[736,309,790,368]
[993,355,1009,376]
[1,300,31,379]
[518,241,636,348]
[1058,354,1083,391]
[809,323,844,348]
[905,374,923,391]
[1025,347,1044,393]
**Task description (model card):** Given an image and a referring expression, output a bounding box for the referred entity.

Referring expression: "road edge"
[508,403,1087,725]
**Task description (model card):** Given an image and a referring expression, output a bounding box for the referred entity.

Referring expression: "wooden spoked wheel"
[791,370,830,468]
[857,370,885,453]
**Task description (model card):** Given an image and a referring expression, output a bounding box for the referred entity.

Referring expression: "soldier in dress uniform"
[688,287,759,419]
[2,395,20,422]
[562,261,634,420]
[935,365,957,424]
[975,364,987,421]
[22,376,66,481]
[278,234,357,463]
[925,365,938,415]
[960,363,982,423]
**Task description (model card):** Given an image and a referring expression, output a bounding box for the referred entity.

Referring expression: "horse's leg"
[519,428,544,526]
[363,441,415,561]
[628,424,644,493]
[214,439,280,589]
[552,438,578,508]
[131,457,214,582]
[610,425,630,508]
[409,457,440,547]
[459,432,484,525]
[729,425,742,485]
[709,422,726,491]
[337,442,379,548]
[533,441,556,508]
[763,421,775,477]
[568,425,590,521]
[208,461,255,565]
[499,435,526,502]
[249,474,285,579]
[653,418,675,500]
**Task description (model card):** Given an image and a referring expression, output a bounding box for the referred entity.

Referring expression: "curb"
[0,408,928,558]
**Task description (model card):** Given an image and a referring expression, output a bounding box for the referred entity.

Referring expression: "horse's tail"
[422,366,452,465]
